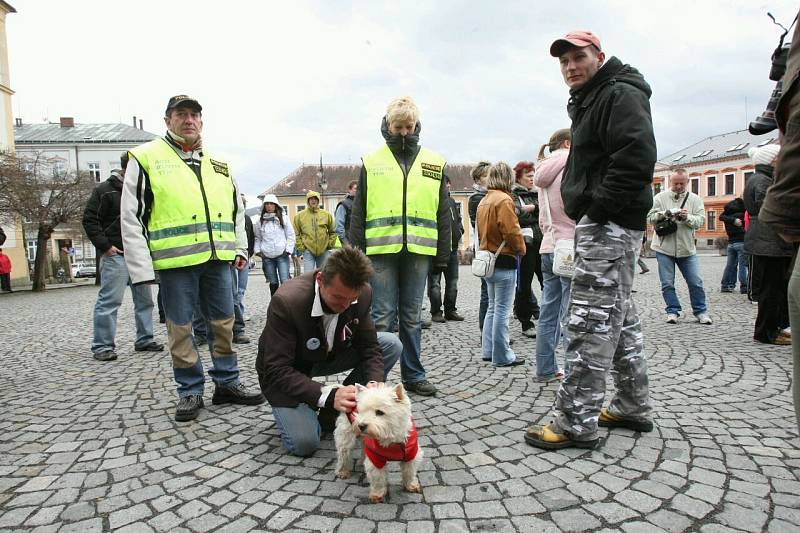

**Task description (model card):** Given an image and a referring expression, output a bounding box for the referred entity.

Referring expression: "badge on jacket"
[306,337,321,350]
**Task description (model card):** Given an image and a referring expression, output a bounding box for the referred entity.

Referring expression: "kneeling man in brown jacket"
[256,246,402,456]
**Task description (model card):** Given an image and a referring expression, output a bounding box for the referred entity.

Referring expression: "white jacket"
[253,215,296,258]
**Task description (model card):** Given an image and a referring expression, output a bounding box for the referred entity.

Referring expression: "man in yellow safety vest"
[121,95,265,421]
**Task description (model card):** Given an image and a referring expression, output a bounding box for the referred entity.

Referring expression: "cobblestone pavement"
[0,256,798,532]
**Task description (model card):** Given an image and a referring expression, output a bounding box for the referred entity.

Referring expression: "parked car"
[72,263,97,278]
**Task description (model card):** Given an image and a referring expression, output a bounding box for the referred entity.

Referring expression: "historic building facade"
[14,118,156,266]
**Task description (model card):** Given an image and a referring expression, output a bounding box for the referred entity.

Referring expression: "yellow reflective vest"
[129,139,237,270]
[362,145,445,256]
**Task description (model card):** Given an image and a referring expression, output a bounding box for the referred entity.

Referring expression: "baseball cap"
[165,95,202,114]
[550,31,602,57]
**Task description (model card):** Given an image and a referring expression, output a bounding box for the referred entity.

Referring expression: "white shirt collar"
[312,279,325,318]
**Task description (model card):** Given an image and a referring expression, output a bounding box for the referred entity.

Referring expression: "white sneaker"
[666,313,679,324]
[697,313,713,325]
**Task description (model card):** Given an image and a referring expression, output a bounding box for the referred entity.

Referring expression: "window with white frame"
[707,211,716,231]
[724,173,735,195]
[88,162,101,182]
[27,239,37,261]
[52,159,67,177]
[707,176,716,196]
[691,178,699,194]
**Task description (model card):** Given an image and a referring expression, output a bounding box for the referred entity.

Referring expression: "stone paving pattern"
[0,256,798,532]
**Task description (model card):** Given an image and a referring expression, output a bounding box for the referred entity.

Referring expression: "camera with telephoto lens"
[750,12,796,135]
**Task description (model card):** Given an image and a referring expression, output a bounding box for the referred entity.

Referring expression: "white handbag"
[541,188,575,279]
[471,221,506,278]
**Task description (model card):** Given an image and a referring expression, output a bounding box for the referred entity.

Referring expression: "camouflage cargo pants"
[552,216,653,441]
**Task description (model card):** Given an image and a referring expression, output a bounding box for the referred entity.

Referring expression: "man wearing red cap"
[526,32,656,449]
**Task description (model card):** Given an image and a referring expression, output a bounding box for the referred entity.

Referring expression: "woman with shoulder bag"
[253,194,296,296]
[476,162,526,366]
[533,128,574,380]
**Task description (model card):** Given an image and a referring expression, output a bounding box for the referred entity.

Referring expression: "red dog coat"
[347,411,420,469]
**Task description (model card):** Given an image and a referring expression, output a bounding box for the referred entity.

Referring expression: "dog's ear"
[393,383,406,401]
[355,383,369,393]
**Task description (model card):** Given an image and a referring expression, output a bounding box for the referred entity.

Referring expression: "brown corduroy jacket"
[476,189,526,262]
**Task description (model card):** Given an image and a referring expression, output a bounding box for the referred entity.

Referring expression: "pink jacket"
[534,148,575,254]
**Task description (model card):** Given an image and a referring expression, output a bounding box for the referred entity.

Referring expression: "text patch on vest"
[420,162,442,180]
[210,159,229,177]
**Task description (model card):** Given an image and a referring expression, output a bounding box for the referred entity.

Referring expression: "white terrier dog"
[334,383,422,502]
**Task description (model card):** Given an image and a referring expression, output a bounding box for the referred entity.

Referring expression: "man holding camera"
[647,169,711,325]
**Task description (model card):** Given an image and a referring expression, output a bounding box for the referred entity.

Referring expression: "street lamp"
[317,154,327,208]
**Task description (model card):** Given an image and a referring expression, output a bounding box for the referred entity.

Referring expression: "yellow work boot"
[598,408,653,432]
[524,422,598,450]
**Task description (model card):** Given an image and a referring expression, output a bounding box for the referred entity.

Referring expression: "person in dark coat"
[511,161,543,338]
[82,153,163,361]
[468,162,491,334]
[256,246,401,457]
[744,144,792,345]
[759,9,800,430]
[526,31,655,450]
[719,197,748,293]
[428,177,464,322]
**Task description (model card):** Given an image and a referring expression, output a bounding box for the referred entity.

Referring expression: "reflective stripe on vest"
[130,138,237,270]
[362,145,444,256]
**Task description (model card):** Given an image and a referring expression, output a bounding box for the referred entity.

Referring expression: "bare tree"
[0,151,95,291]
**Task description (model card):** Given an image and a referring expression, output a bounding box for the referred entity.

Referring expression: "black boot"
[269,283,279,296]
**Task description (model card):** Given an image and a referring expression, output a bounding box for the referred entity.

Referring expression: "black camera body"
[749,13,796,136]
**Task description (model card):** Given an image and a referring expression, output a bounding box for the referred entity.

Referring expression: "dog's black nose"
[358,424,368,432]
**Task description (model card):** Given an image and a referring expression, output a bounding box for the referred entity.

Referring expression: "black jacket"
[744,164,794,257]
[468,186,486,226]
[244,215,255,258]
[719,198,746,242]
[82,172,124,253]
[348,118,451,266]
[512,183,543,243]
[561,56,657,230]
[446,195,463,250]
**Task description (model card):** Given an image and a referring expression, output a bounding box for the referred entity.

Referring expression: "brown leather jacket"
[476,189,526,264]
[256,272,384,408]
[761,12,800,237]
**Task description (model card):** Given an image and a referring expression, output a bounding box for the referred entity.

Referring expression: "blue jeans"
[193,265,245,341]
[271,332,402,456]
[262,254,290,285]
[91,254,155,353]
[236,262,249,320]
[656,252,708,316]
[482,267,518,366]
[303,250,329,273]
[535,254,572,378]
[427,250,459,314]
[369,251,431,384]
[721,241,748,291]
[159,261,240,397]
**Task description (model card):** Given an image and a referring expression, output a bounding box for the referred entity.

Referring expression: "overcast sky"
[8,0,798,196]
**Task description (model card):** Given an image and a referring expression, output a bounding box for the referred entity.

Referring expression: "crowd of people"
[74,26,800,455]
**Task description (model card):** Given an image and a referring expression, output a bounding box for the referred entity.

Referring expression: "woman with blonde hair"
[476,162,526,366]
[534,128,573,380]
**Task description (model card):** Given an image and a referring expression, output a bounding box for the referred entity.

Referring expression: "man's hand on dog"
[334,382,385,412]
